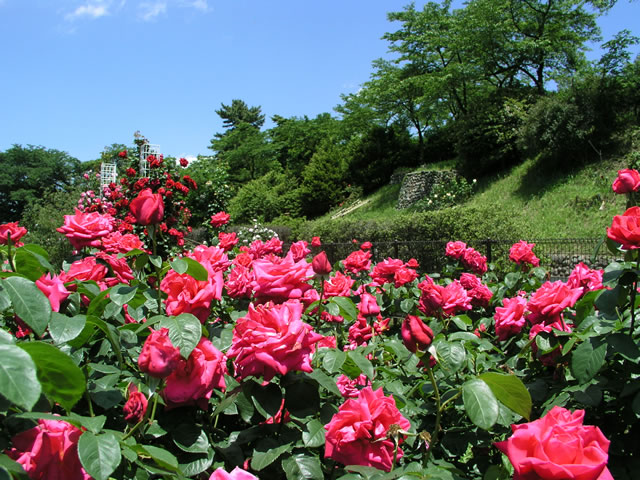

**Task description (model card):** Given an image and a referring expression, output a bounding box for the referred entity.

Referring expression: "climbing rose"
[324,387,411,472]
[495,406,613,480]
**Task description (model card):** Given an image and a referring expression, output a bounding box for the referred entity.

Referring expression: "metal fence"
[315,238,618,279]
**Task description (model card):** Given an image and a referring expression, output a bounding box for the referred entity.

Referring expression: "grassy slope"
[323,156,628,238]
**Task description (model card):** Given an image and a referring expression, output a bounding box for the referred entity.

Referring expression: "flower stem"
[424,358,441,464]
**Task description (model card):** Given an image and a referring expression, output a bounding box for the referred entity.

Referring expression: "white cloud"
[66,2,110,20]
[139,1,167,21]
[179,0,207,11]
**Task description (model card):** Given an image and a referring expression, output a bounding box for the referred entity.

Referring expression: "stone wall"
[396,170,458,209]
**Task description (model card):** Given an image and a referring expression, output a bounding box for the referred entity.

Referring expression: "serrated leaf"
[571,339,607,384]
[348,350,374,380]
[19,341,85,411]
[159,314,202,360]
[307,369,341,396]
[322,349,346,373]
[173,425,210,454]
[462,378,499,430]
[479,372,531,420]
[49,313,86,344]
[251,440,292,471]
[282,454,324,480]
[331,296,358,321]
[78,432,121,480]
[109,284,138,307]
[2,276,51,337]
[136,445,179,471]
[302,419,326,448]
[0,344,41,410]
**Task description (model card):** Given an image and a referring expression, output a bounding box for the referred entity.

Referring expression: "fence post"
[485,238,493,263]
[393,240,399,259]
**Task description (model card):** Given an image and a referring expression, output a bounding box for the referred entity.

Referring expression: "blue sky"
[1,0,638,163]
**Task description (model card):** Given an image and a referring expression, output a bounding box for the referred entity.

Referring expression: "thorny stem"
[6,232,15,272]
[150,225,163,315]
[630,256,639,337]
[424,357,441,464]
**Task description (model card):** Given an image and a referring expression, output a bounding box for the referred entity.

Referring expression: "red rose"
[210,211,230,227]
[161,269,224,323]
[162,337,227,409]
[495,406,613,480]
[123,384,148,423]
[225,265,254,299]
[188,244,231,275]
[324,271,355,297]
[126,167,136,177]
[461,247,488,275]
[358,292,380,316]
[336,373,370,398]
[348,315,374,347]
[118,150,127,158]
[218,231,239,251]
[6,418,90,480]
[251,251,313,303]
[57,209,114,250]
[227,300,324,382]
[59,256,109,287]
[312,251,332,276]
[324,387,411,472]
[445,240,467,259]
[494,296,527,341]
[418,278,472,318]
[0,222,27,246]
[459,272,493,307]
[567,262,604,294]
[607,206,640,250]
[138,328,181,378]
[179,157,189,167]
[360,241,372,250]
[526,280,583,325]
[129,188,164,225]
[401,315,434,353]
[371,258,404,285]
[35,273,70,312]
[342,249,372,274]
[612,168,640,194]
[101,232,146,254]
[311,236,321,247]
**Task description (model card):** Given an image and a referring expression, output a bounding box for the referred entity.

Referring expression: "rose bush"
[1,167,638,480]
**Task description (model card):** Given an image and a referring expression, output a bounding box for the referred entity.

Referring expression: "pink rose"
[526,281,583,325]
[251,252,313,303]
[0,222,27,246]
[225,265,254,299]
[360,241,372,250]
[418,279,472,318]
[347,315,373,347]
[101,232,145,254]
[162,337,227,410]
[57,209,114,250]
[311,236,321,247]
[459,272,493,307]
[393,267,418,287]
[210,211,231,227]
[161,269,224,323]
[129,188,164,225]
[59,256,108,287]
[96,252,134,286]
[226,300,323,382]
[509,240,540,268]
[6,418,90,480]
[494,296,528,341]
[138,328,181,378]
[324,271,355,298]
[218,231,239,251]
[123,384,148,423]
[445,240,467,259]
[188,245,231,275]
[336,374,370,398]
[342,249,372,274]
[461,247,488,275]
[612,168,640,194]
[358,292,380,317]
[209,467,258,480]
[607,206,640,250]
[495,406,613,480]
[36,273,70,312]
[567,262,604,294]
[288,240,310,262]
[324,387,411,472]
[401,315,434,353]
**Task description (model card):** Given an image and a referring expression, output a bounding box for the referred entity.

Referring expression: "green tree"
[184,156,232,224]
[0,145,81,222]
[215,99,265,130]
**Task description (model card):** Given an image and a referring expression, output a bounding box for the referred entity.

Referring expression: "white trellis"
[139,143,161,178]
[100,160,118,193]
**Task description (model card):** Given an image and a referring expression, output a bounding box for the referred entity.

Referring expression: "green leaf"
[348,349,374,380]
[14,249,48,281]
[322,349,346,373]
[0,344,41,411]
[302,419,326,448]
[251,439,292,471]
[282,454,324,480]
[436,340,466,374]
[479,372,531,421]
[159,314,202,359]
[109,284,139,307]
[462,378,499,430]
[135,445,179,471]
[2,276,51,337]
[307,369,342,396]
[173,424,210,454]
[19,341,85,411]
[179,450,214,477]
[607,333,640,362]
[68,413,107,434]
[49,313,86,344]
[0,329,15,345]
[285,379,319,418]
[77,432,121,480]
[149,255,163,268]
[244,381,282,419]
[571,338,607,384]
[331,296,358,321]
[504,272,521,289]
[171,258,208,282]
[0,454,29,480]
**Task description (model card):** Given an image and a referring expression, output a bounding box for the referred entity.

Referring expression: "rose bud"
[358,292,380,317]
[401,315,434,353]
[129,188,164,225]
[123,384,148,423]
[312,251,332,276]
[138,328,181,378]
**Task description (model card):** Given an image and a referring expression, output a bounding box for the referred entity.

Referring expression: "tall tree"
[0,145,81,222]
[215,99,265,130]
